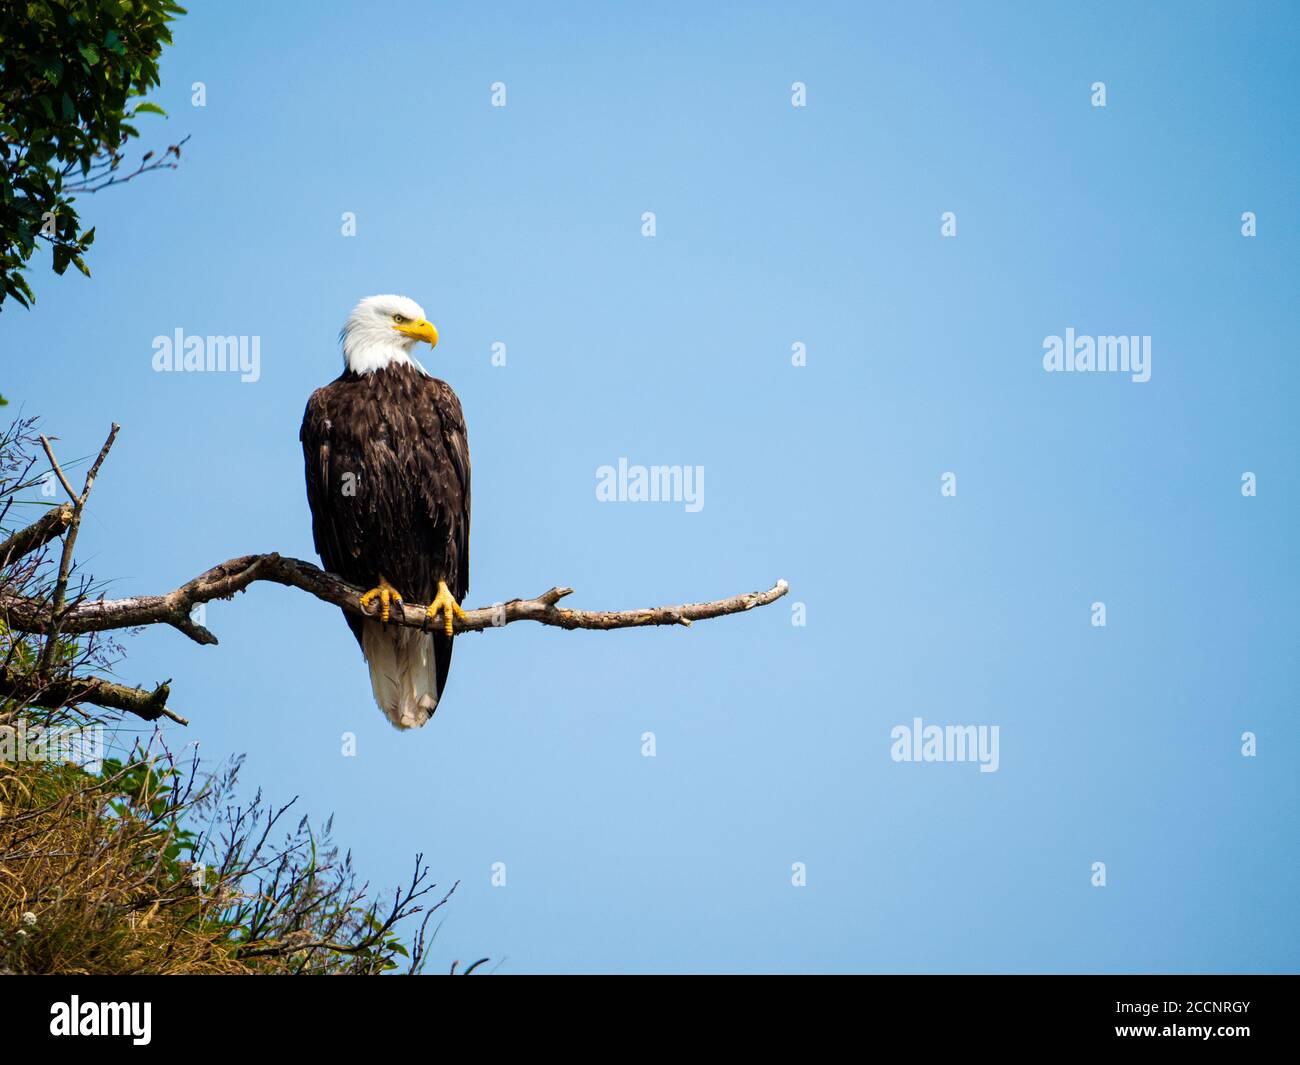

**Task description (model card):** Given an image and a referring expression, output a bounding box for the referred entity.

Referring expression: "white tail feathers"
[361,620,439,729]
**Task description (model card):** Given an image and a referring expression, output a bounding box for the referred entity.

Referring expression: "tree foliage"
[0,0,185,308]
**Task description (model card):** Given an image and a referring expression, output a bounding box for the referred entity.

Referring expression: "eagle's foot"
[426,580,467,637]
[359,576,403,623]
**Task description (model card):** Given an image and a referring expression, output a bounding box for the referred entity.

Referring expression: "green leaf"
[0,0,188,307]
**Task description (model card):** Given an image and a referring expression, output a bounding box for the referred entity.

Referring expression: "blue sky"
[3,0,1298,972]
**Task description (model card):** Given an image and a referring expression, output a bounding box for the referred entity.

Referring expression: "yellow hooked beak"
[393,318,438,347]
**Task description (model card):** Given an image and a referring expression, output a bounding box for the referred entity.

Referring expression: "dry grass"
[0,752,247,974]
[0,743,455,974]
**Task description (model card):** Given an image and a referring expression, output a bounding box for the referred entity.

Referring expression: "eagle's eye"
[393,313,408,324]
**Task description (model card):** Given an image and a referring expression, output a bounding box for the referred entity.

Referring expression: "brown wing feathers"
[300,364,471,702]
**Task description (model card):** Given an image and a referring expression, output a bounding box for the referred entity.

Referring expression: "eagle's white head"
[340,294,438,375]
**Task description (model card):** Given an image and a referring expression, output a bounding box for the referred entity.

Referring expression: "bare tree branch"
[0,504,73,566]
[1,552,789,645]
[0,667,186,726]
[35,425,119,674]
[37,436,79,503]
[1,423,789,727]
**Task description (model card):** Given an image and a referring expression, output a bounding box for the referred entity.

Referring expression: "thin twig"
[37,437,78,503]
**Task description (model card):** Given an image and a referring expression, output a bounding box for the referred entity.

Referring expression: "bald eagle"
[300,295,470,729]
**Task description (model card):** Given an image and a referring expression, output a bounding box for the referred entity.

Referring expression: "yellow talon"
[426,580,467,637]
[359,576,403,623]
